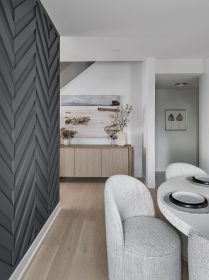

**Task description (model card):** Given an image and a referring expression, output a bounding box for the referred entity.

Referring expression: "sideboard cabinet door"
[101,148,129,177]
[60,148,75,177]
[75,148,102,177]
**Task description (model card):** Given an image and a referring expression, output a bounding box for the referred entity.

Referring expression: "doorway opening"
[155,74,200,187]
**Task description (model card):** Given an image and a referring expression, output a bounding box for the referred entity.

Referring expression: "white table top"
[157,176,209,236]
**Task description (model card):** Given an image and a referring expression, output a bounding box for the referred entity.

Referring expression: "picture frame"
[60,95,120,138]
[165,109,187,131]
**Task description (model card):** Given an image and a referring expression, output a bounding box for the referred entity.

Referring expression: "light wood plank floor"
[22,182,188,280]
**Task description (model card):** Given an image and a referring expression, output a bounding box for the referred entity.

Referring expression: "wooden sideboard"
[60,145,133,178]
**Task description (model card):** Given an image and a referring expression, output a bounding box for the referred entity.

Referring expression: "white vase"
[63,138,71,145]
[116,131,127,146]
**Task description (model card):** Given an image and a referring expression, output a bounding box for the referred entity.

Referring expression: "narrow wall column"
[142,58,156,187]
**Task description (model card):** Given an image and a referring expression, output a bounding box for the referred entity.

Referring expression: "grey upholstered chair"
[165,163,206,181]
[165,163,206,260]
[105,175,181,280]
[188,232,209,280]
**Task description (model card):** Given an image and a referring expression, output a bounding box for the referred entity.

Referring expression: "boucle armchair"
[188,232,209,280]
[105,175,181,280]
[165,163,206,181]
[165,163,206,260]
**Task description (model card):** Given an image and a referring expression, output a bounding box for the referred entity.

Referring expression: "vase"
[116,131,127,146]
[63,138,71,145]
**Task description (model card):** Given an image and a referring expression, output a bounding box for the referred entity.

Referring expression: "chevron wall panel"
[48,18,60,213]
[35,1,50,234]
[0,0,15,278]
[13,0,37,268]
[0,0,60,278]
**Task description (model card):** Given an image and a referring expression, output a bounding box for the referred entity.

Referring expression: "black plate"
[169,193,208,209]
[192,175,209,185]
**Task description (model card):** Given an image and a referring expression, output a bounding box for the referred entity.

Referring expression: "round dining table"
[157,175,209,237]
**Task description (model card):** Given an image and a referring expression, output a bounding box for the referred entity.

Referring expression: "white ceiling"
[156,74,200,89]
[41,0,209,60]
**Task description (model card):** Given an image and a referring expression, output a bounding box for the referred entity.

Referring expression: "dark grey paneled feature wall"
[0,0,60,278]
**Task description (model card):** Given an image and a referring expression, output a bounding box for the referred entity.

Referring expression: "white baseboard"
[9,203,61,280]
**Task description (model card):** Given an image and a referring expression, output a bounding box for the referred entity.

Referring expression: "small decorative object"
[104,124,119,145]
[111,104,132,146]
[165,109,186,131]
[116,131,127,146]
[63,138,71,145]
[60,128,77,145]
[110,134,118,145]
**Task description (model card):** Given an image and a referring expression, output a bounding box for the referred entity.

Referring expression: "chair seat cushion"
[123,216,180,257]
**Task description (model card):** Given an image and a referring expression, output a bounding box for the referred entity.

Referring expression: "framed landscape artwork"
[165,109,187,131]
[60,95,120,138]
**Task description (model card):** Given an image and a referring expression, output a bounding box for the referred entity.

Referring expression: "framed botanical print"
[165,109,187,131]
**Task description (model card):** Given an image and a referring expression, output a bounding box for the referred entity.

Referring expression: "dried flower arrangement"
[104,124,119,144]
[65,117,90,126]
[60,128,77,139]
[111,104,132,132]
[104,124,120,137]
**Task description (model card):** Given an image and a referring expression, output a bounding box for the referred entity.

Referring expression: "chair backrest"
[105,175,155,249]
[104,175,155,279]
[188,232,209,280]
[105,175,155,222]
[165,163,206,180]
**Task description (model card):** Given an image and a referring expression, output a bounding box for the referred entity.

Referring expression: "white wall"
[199,59,209,174]
[156,59,205,74]
[155,89,199,171]
[61,62,131,99]
[129,63,143,177]
[141,58,156,187]
[61,62,144,177]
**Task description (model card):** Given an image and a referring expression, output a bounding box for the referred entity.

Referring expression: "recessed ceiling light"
[175,82,188,88]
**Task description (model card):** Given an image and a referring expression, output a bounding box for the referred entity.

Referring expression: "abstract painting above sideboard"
[60,95,120,138]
